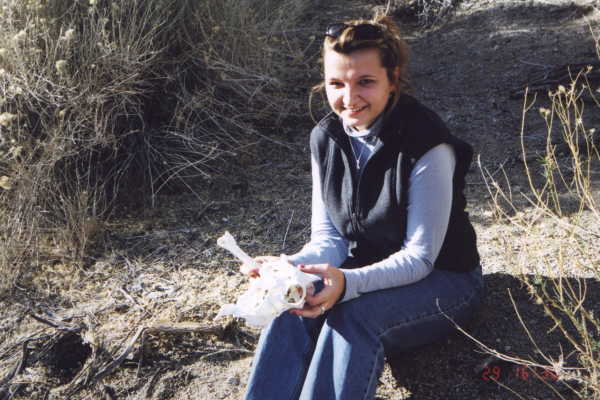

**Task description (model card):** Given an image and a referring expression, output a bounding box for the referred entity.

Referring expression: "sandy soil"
[1,0,599,399]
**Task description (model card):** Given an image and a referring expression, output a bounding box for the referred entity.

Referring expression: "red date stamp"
[481,365,558,382]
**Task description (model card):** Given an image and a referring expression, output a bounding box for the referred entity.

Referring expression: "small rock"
[227,375,240,386]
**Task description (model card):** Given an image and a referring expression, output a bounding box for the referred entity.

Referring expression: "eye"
[359,78,375,86]
[327,80,343,88]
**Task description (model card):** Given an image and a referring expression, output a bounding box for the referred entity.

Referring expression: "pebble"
[227,375,240,386]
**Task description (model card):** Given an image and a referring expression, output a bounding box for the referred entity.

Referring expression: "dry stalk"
[479,50,600,398]
[0,0,315,293]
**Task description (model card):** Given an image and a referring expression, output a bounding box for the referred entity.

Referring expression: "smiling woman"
[324,48,395,130]
[240,12,483,400]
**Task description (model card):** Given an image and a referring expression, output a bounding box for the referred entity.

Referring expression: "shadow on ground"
[385,273,599,400]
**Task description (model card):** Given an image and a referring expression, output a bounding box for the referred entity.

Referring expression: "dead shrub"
[481,38,600,398]
[0,0,314,293]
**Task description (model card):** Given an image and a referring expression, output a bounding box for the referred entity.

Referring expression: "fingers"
[306,283,315,296]
[248,267,260,278]
[240,263,259,277]
[305,290,330,306]
[289,265,345,319]
[303,264,345,299]
[290,303,327,318]
[290,283,330,318]
[298,263,327,275]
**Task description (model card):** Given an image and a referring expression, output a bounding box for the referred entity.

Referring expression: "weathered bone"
[215,232,320,327]
[216,231,259,274]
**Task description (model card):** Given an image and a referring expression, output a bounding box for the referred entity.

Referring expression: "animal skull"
[215,231,319,327]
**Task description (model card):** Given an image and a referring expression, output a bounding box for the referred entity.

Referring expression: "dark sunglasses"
[325,23,384,40]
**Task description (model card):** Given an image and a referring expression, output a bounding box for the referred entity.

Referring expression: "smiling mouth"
[345,105,368,113]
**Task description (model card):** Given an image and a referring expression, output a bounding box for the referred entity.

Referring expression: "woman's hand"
[240,255,279,278]
[290,264,345,318]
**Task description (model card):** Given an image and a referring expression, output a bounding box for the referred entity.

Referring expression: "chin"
[344,119,368,130]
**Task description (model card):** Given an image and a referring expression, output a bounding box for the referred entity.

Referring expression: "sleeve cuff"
[339,269,361,303]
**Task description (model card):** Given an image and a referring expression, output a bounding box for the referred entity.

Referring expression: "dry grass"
[386,0,462,26]
[0,0,315,294]
[481,38,600,398]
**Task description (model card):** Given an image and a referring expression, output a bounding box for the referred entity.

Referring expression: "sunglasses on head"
[325,23,384,41]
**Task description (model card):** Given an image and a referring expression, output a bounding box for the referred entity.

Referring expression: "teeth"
[348,106,366,112]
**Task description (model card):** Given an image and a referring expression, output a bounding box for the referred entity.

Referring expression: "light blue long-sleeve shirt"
[288,121,456,302]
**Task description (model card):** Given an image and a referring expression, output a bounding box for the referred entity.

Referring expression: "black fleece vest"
[309,95,480,272]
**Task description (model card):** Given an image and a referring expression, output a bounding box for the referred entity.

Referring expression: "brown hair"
[310,15,411,120]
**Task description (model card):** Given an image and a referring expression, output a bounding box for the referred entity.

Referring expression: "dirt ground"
[1,0,599,399]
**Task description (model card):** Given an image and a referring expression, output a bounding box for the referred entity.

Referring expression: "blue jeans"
[243,265,483,400]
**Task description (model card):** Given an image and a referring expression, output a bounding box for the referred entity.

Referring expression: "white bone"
[214,232,320,328]
[217,231,259,274]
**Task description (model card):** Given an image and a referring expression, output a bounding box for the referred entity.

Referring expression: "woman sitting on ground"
[242,13,483,400]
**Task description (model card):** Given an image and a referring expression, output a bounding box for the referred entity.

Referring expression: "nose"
[343,84,357,106]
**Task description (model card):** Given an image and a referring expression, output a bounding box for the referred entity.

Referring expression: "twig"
[144,322,222,336]
[198,348,253,361]
[0,331,52,360]
[470,156,511,186]
[281,210,294,250]
[118,286,145,311]
[511,61,600,98]
[0,340,29,397]
[138,323,223,377]
[143,367,164,399]
[506,289,547,362]
[195,201,214,221]
[93,326,146,382]
[519,59,552,69]
[528,365,569,400]
[436,300,585,375]
[102,385,117,400]
[28,312,82,333]
[489,375,529,400]
[121,228,206,241]
[30,319,224,399]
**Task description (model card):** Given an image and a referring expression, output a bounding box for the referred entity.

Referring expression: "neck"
[343,114,384,139]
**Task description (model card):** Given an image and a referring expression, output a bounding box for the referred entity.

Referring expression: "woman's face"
[324,48,395,131]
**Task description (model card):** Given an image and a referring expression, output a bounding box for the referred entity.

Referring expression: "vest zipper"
[350,160,360,235]
[351,143,381,234]
[327,125,382,237]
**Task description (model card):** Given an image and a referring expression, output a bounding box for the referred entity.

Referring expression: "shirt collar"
[343,115,384,141]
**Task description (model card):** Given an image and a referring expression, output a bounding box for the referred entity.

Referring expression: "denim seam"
[376,286,481,338]
[361,344,385,400]
[292,338,318,400]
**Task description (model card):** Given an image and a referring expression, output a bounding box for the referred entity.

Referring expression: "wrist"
[336,270,346,304]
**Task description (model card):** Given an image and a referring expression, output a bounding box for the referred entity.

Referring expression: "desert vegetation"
[481,63,599,398]
[0,0,598,399]
[0,0,314,291]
